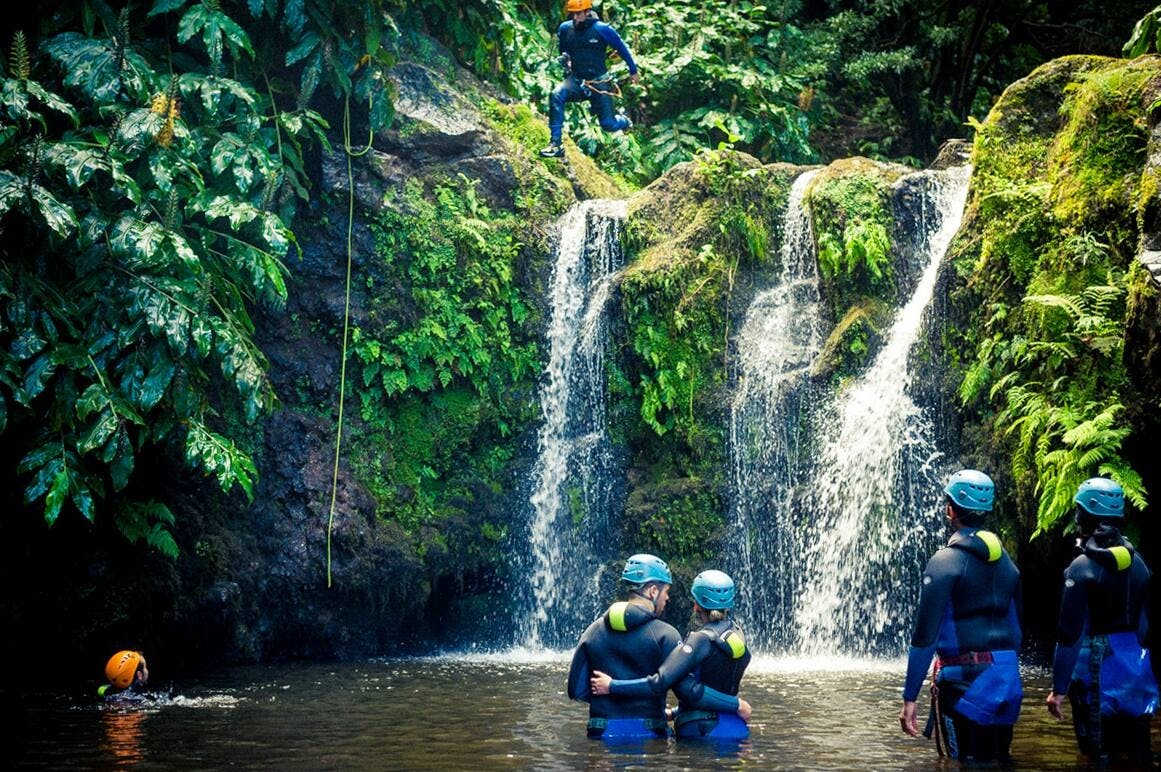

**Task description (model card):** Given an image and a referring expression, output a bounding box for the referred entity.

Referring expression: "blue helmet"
[1074,477,1124,518]
[943,469,994,512]
[622,553,672,586]
[691,570,735,610]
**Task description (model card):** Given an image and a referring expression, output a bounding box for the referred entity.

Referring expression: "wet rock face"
[323,57,520,213]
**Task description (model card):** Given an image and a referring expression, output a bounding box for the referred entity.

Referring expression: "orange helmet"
[105,650,145,689]
[565,0,592,13]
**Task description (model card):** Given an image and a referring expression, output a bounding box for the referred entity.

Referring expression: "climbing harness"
[326,91,374,588]
[580,74,621,98]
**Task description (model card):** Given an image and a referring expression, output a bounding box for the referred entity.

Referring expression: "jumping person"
[1046,477,1158,764]
[539,0,638,158]
[590,569,753,740]
[98,650,149,698]
[567,553,680,740]
[899,469,1023,763]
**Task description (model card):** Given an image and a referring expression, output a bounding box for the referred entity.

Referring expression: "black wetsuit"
[568,600,681,737]
[903,527,1023,762]
[610,618,752,738]
[1052,525,1157,763]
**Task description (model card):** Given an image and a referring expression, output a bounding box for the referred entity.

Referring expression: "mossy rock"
[622,475,723,565]
[809,157,911,317]
[810,298,894,381]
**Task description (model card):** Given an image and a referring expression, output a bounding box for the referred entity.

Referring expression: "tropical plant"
[972,272,1146,535]
[0,0,393,554]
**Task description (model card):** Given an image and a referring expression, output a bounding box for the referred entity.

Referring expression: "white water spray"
[794,165,971,655]
[728,170,824,648]
[522,199,627,648]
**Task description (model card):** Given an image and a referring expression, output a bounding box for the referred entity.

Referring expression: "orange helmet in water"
[105,651,145,689]
[565,0,592,13]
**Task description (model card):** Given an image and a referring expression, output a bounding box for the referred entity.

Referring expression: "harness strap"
[582,75,622,98]
[930,659,951,758]
[588,716,668,730]
[938,650,994,666]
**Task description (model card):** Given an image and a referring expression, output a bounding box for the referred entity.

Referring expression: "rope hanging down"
[327,93,373,588]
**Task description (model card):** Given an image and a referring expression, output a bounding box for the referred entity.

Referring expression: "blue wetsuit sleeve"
[609,631,707,697]
[1008,573,1023,651]
[556,21,568,54]
[673,675,740,711]
[1052,563,1089,693]
[1051,640,1082,695]
[903,643,937,702]
[594,23,637,74]
[567,637,592,702]
[902,552,955,701]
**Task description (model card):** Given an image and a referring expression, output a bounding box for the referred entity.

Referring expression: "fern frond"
[10,31,30,80]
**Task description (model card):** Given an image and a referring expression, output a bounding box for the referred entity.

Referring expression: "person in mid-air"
[540,0,638,159]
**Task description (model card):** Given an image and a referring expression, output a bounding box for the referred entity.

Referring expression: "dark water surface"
[12,652,1139,769]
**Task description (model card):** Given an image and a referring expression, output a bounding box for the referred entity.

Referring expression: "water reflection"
[12,656,1154,770]
[99,708,145,766]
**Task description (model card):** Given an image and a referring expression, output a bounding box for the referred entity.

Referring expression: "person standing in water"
[590,569,753,739]
[1046,477,1157,764]
[899,469,1023,763]
[567,553,680,739]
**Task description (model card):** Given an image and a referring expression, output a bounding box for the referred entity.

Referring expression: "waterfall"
[727,165,971,656]
[520,199,627,649]
[793,165,972,656]
[728,170,824,650]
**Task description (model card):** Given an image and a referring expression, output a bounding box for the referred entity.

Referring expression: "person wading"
[899,469,1023,763]
[590,569,754,740]
[1046,477,1158,764]
[539,0,638,158]
[567,553,679,740]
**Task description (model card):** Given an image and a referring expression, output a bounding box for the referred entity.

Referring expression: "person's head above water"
[1073,476,1125,533]
[621,553,671,614]
[691,569,735,622]
[104,650,148,691]
[943,469,994,528]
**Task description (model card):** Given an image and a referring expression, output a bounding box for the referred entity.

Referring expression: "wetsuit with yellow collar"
[567,600,680,738]
[607,618,752,738]
[903,527,1022,760]
[1052,526,1157,760]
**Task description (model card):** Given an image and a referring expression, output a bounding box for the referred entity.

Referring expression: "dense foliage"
[950,55,1157,537]
[409,0,1158,179]
[0,0,396,550]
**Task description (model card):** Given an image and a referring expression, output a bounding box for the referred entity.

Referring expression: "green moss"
[1048,59,1155,226]
[809,157,908,315]
[947,54,1157,541]
[811,299,893,382]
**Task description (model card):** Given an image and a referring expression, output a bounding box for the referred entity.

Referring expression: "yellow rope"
[327,92,374,588]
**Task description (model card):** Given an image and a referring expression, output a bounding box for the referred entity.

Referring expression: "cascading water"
[727,165,971,656]
[793,165,972,656]
[520,199,627,649]
[728,170,824,650]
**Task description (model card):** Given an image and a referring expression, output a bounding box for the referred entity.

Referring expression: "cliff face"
[9,40,1161,675]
